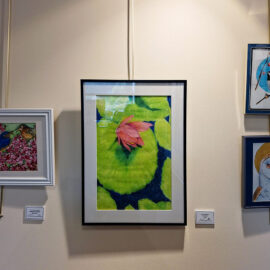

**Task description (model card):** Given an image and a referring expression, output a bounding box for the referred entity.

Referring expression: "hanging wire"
[0,0,12,218]
[269,0,270,44]
[4,0,12,109]
[127,0,134,80]
[127,0,130,80]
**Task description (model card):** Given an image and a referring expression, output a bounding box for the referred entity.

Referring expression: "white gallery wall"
[0,0,269,269]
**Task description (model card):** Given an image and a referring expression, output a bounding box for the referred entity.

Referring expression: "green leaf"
[155,119,171,150]
[97,186,117,210]
[125,204,135,210]
[114,107,170,124]
[96,97,105,116]
[96,96,131,120]
[2,123,35,132]
[97,95,170,123]
[157,201,171,210]
[161,157,171,200]
[139,96,169,111]
[13,130,21,137]
[24,123,36,129]
[138,199,172,210]
[138,199,159,210]
[106,96,170,123]
[97,119,158,194]
[4,123,21,132]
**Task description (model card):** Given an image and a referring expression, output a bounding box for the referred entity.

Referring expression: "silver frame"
[0,109,55,186]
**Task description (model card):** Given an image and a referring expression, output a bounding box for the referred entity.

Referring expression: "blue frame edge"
[243,136,270,208]
[245,44,270,114]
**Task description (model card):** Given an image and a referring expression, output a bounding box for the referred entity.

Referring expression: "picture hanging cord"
[127,0,134,80]
[0,0,12,218]
[4,0,12,109]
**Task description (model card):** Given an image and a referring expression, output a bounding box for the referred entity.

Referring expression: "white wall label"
[195,210,215,225]
[25,206,45,220]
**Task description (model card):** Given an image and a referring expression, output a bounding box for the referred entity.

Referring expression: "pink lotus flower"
[116,115,152,152]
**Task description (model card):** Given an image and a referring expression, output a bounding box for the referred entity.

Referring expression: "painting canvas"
[243,136,270,207]
[0,109,54,186]
[0,123,37,171]
[252,143,270,202]
[96,96,171,210]
[82,80,186,224]
[246,44,270,114]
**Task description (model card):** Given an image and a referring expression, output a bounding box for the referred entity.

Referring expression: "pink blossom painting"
[0,123,37,171]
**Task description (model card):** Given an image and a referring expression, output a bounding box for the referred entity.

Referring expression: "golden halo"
[255,143,270,173]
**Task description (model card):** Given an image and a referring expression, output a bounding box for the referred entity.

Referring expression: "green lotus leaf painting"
[96,95,172,210]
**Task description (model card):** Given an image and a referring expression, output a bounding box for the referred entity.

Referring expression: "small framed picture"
[243,136,270,207]
[0,109,54,185]
[246,44,270,114]
[81,80,186,225]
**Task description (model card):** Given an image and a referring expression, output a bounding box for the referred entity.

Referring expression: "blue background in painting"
[256,58,270,93]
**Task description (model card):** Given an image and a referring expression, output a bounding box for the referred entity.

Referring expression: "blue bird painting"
[0,131,11,152]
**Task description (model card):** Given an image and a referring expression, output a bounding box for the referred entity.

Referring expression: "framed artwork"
[0,109,54,185]
[81,80,186,225]
[243,136,270,208]
[246,44,270,114]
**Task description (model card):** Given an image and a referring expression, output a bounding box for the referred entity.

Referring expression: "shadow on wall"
[4,186,47,209]
[56,110,185,256]
[244,115,270,133]
[3,186,47,224]
[242,208,270,237]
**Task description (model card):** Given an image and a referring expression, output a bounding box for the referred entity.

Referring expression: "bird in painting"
[0,124,35,152]
[0,131,11,152]
[19,124,35,140]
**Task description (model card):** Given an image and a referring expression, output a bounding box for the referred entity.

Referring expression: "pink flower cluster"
[0,134,38,171]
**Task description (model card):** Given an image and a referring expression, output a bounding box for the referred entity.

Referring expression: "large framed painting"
[243,136,270,207]
[81,80,186,225]
[0,109,54,185]
[246,44,270,114]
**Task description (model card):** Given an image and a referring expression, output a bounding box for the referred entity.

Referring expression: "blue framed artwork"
[243,136,270,208]
[246,44,270,114]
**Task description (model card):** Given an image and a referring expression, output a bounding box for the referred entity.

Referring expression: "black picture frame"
[81,80,187,225]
